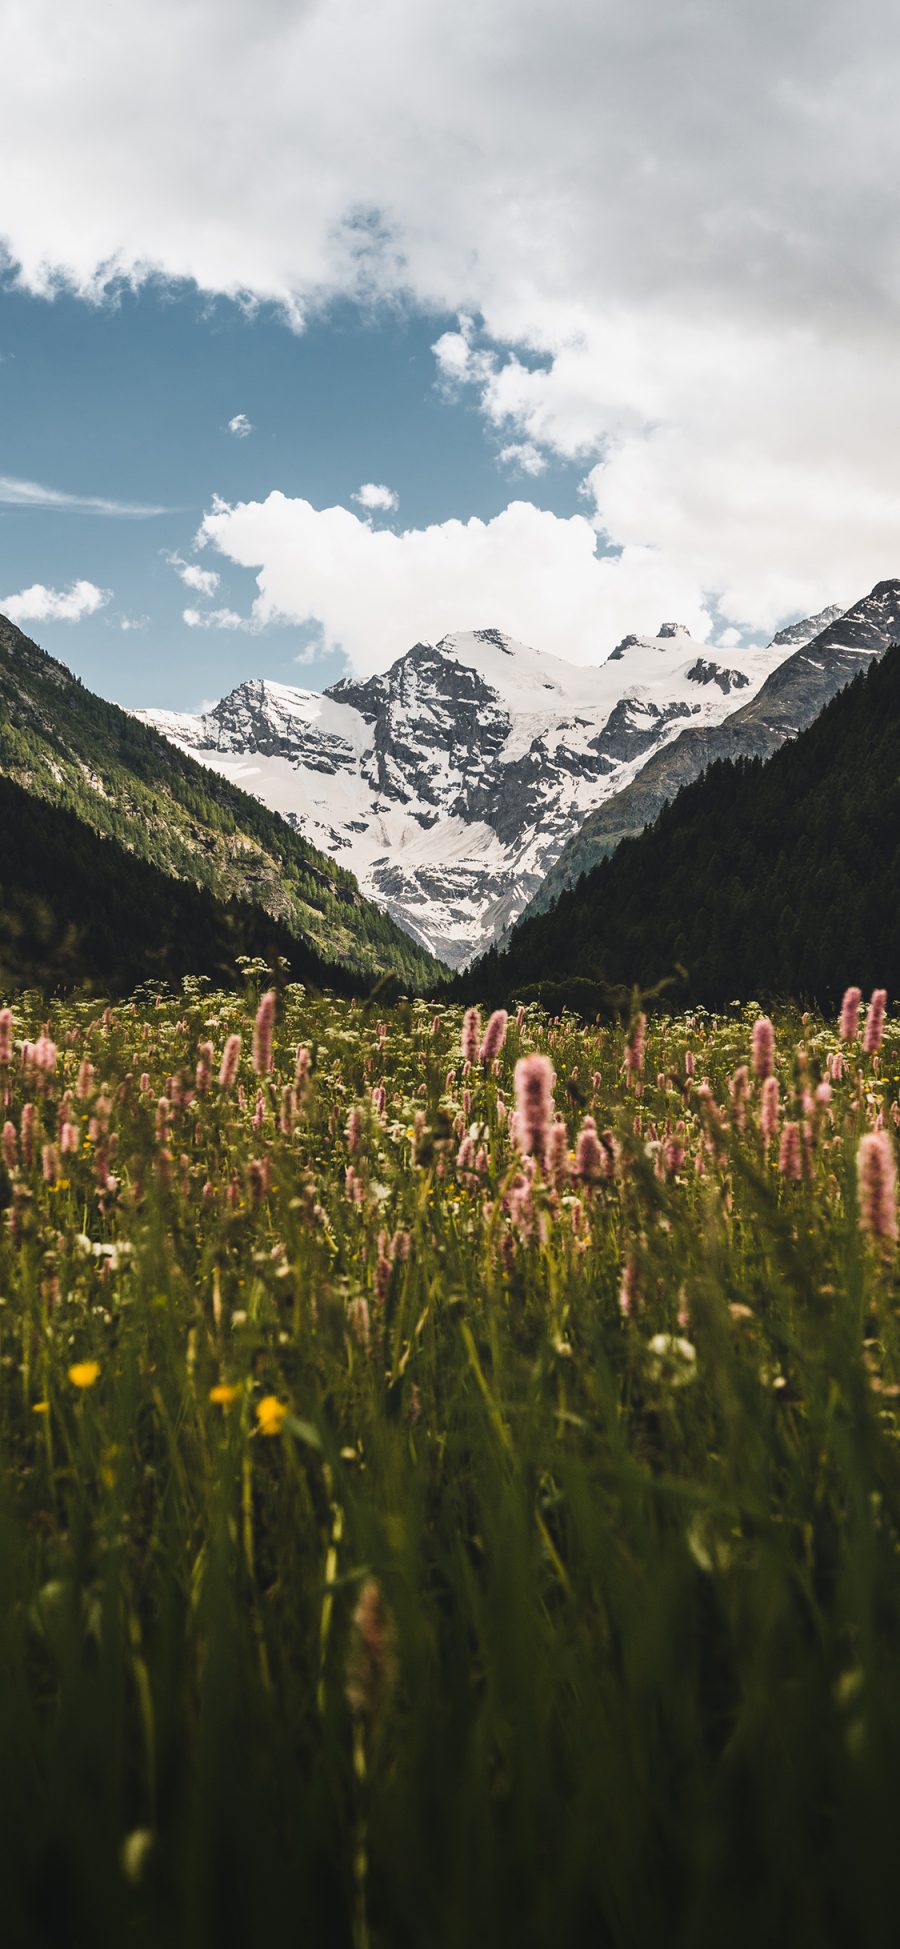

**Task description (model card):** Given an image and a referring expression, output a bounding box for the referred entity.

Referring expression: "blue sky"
[0,0,897,710]
[0,284,586,708]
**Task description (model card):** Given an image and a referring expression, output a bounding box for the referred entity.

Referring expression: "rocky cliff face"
[136,620,802,967]
[520,580,899,921]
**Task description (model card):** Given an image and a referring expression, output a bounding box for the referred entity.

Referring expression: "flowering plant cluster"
[0,977,898,1943]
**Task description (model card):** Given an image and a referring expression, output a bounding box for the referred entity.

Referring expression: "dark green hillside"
[0,614,440,988]
[0,770,395,996]
[470,642,900,1011]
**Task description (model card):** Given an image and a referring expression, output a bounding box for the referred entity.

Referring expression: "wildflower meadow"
[0,973,899,1947]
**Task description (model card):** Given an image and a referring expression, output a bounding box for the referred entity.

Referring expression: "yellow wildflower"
[32,1400,49,1415]
[68,1360,101,1389]
[209,1382,239,1407]
[256,1394,288,1437]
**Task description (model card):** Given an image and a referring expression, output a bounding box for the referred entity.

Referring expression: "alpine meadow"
[0,982,899,1947]
[3,0,900,1942]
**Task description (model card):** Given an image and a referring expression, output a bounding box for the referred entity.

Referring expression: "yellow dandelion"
[209,1382,239,1407]
[256,1394,288,1437]
[31,1400,49,1415]
[68,1360,101,1389]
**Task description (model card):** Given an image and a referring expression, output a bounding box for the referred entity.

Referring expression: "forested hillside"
[470,643,900,1012]
[0,771,399,997]
[0,614,439,988]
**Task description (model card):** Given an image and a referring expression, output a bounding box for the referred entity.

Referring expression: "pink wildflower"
[514,1054,555,1163]
[348,1296,371,1351]
[546,1117,570,1187]
[20,1103,35,1168]
[345,1577,396,1722]
[76,1058,94,1100]
[280,1085,296,1137]
[33,1033,56,1073]
[479,1009,508,1065]
[0,1009,11,1067]
[218,1034,241,1089]
[41,1143,60,1185]
[839,986,862,1041]
[574,1115,603,1185]
[461,1007,481,1065]
[864,989,888,1055]
[195,1042,214,1094]
[2,1122,16,1171]
[761,1072,779,1143]
[247,1157,269,1205]
[778,1121,802,1181]
[346,1106,363,1153]
[857,1130,898,1242]
[625,1013,646,1076]
[752,1016,775,1080]
[252,990,276,1075]
[729,1064,750,1131]
[619,1256,639,1317]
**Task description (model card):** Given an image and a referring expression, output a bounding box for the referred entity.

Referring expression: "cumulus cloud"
[497,441,547,477]
[183,604,249,630]
[227,413,253,438]
[166,551,221,597]
[1,579,110,623]
[3,1,900,625]
[0,474,169,516]
[198,491,714,674]
[352,482,399,512]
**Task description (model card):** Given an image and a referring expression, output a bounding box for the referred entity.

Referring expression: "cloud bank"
[198,492,715,672]
[3,0,900,630]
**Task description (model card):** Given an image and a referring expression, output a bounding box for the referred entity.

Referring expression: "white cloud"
[166,551,221,597]
[497,441,546,477]
[119,613,149,631]
[183,604,249,630]
[198,490,714,674]
[227,413,253,438]
[0,474,169,516]
[2,1,900,627]
[352,482,399,512]
[1,579,110,623]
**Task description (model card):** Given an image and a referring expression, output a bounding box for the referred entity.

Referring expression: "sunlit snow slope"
[135,621,816,966]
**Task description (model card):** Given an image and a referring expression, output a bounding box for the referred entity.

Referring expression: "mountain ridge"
[467,638,900,1013]
[519,579,900,921]
[136,617,812,967]
[0,613,439,988]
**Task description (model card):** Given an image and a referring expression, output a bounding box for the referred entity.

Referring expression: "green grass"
[0,980,898,1948]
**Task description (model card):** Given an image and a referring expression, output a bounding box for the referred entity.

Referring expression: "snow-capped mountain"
[135,620,821,967]
[522,578,900,922]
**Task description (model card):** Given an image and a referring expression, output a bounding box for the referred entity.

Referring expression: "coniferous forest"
[470,643,900,1014]
[0,771,378,997]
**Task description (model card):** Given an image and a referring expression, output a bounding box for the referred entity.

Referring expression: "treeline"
[0,772,380,998]
[0,614,438,987]
[467,644,900,1013]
